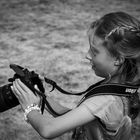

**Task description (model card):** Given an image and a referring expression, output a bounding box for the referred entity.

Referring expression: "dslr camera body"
[0,64,45,112]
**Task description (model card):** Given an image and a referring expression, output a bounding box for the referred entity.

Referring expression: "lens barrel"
[0,84,19,112]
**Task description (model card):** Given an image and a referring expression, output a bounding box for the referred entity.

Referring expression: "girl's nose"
[85,51,92,61]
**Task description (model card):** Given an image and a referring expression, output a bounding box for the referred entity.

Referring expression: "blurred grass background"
[0,0,140,139]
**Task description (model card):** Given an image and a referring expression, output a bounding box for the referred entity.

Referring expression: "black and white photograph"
[0,0,140,140]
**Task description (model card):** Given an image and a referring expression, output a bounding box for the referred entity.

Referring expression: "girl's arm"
[12,79,95,139]
[45,96,72,116]
[27,103,95,139]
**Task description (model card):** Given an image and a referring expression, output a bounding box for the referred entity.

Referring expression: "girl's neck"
[103,73,123,84]
[104,71,140,85]
[131,70,140,85]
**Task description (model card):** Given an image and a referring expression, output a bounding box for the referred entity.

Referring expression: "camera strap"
[78,83,139,105]
[44,77,104,95]
[44,77,140,118]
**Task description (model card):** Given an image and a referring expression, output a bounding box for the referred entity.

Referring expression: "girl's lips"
[88,60,96,70]
[92,65,96,70]
[91,63,96,70]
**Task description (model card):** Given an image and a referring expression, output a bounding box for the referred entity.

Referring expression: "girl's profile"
[12,11,140,140]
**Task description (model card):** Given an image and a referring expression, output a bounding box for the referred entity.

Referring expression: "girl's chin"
[92,65,96,71]
[92,69,100,76]
[93,69,107,78]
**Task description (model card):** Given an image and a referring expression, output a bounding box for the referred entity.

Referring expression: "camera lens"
[0,84,19,112]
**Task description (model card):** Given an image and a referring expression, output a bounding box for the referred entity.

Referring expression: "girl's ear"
[114,56,125,66]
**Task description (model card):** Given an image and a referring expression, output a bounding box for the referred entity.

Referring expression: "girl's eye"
[92,51,96,56]
[90,48,97,57]
[90,45,99,57]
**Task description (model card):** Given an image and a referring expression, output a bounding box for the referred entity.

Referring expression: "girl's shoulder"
[81,95,125,122]
[82,95,119,107]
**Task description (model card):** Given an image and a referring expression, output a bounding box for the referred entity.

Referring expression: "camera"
[0,64,45,112]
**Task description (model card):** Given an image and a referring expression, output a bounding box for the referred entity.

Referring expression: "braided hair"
[88,12,140,85]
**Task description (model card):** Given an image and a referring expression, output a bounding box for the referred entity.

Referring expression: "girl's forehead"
[88,30,111,55]
[88,30,104,47]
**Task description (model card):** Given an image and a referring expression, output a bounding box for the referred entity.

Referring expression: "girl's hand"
[11,79,41,111]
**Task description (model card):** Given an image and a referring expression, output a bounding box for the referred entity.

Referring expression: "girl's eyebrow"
[90,43,99,53]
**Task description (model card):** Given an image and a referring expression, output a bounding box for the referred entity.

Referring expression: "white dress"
[73,95,132,140]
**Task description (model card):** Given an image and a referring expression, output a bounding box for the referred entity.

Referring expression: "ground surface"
[0,0,140,139]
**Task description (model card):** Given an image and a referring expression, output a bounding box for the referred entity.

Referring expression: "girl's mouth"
[92,65,96,70]
[91,63,96,70]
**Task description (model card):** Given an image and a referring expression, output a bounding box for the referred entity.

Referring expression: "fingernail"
[11,86,13,90]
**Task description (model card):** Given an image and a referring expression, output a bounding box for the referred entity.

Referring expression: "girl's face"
[87,34,118,78]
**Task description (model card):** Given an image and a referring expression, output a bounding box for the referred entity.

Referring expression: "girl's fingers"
[11,86,18,97]
[14,80,26,96]
[13,81,21,97]
[16,79,33,94]
[12,82,23,104]
[15,79,40,100]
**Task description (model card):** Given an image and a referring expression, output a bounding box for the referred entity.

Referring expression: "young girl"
[12,11,140,140]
